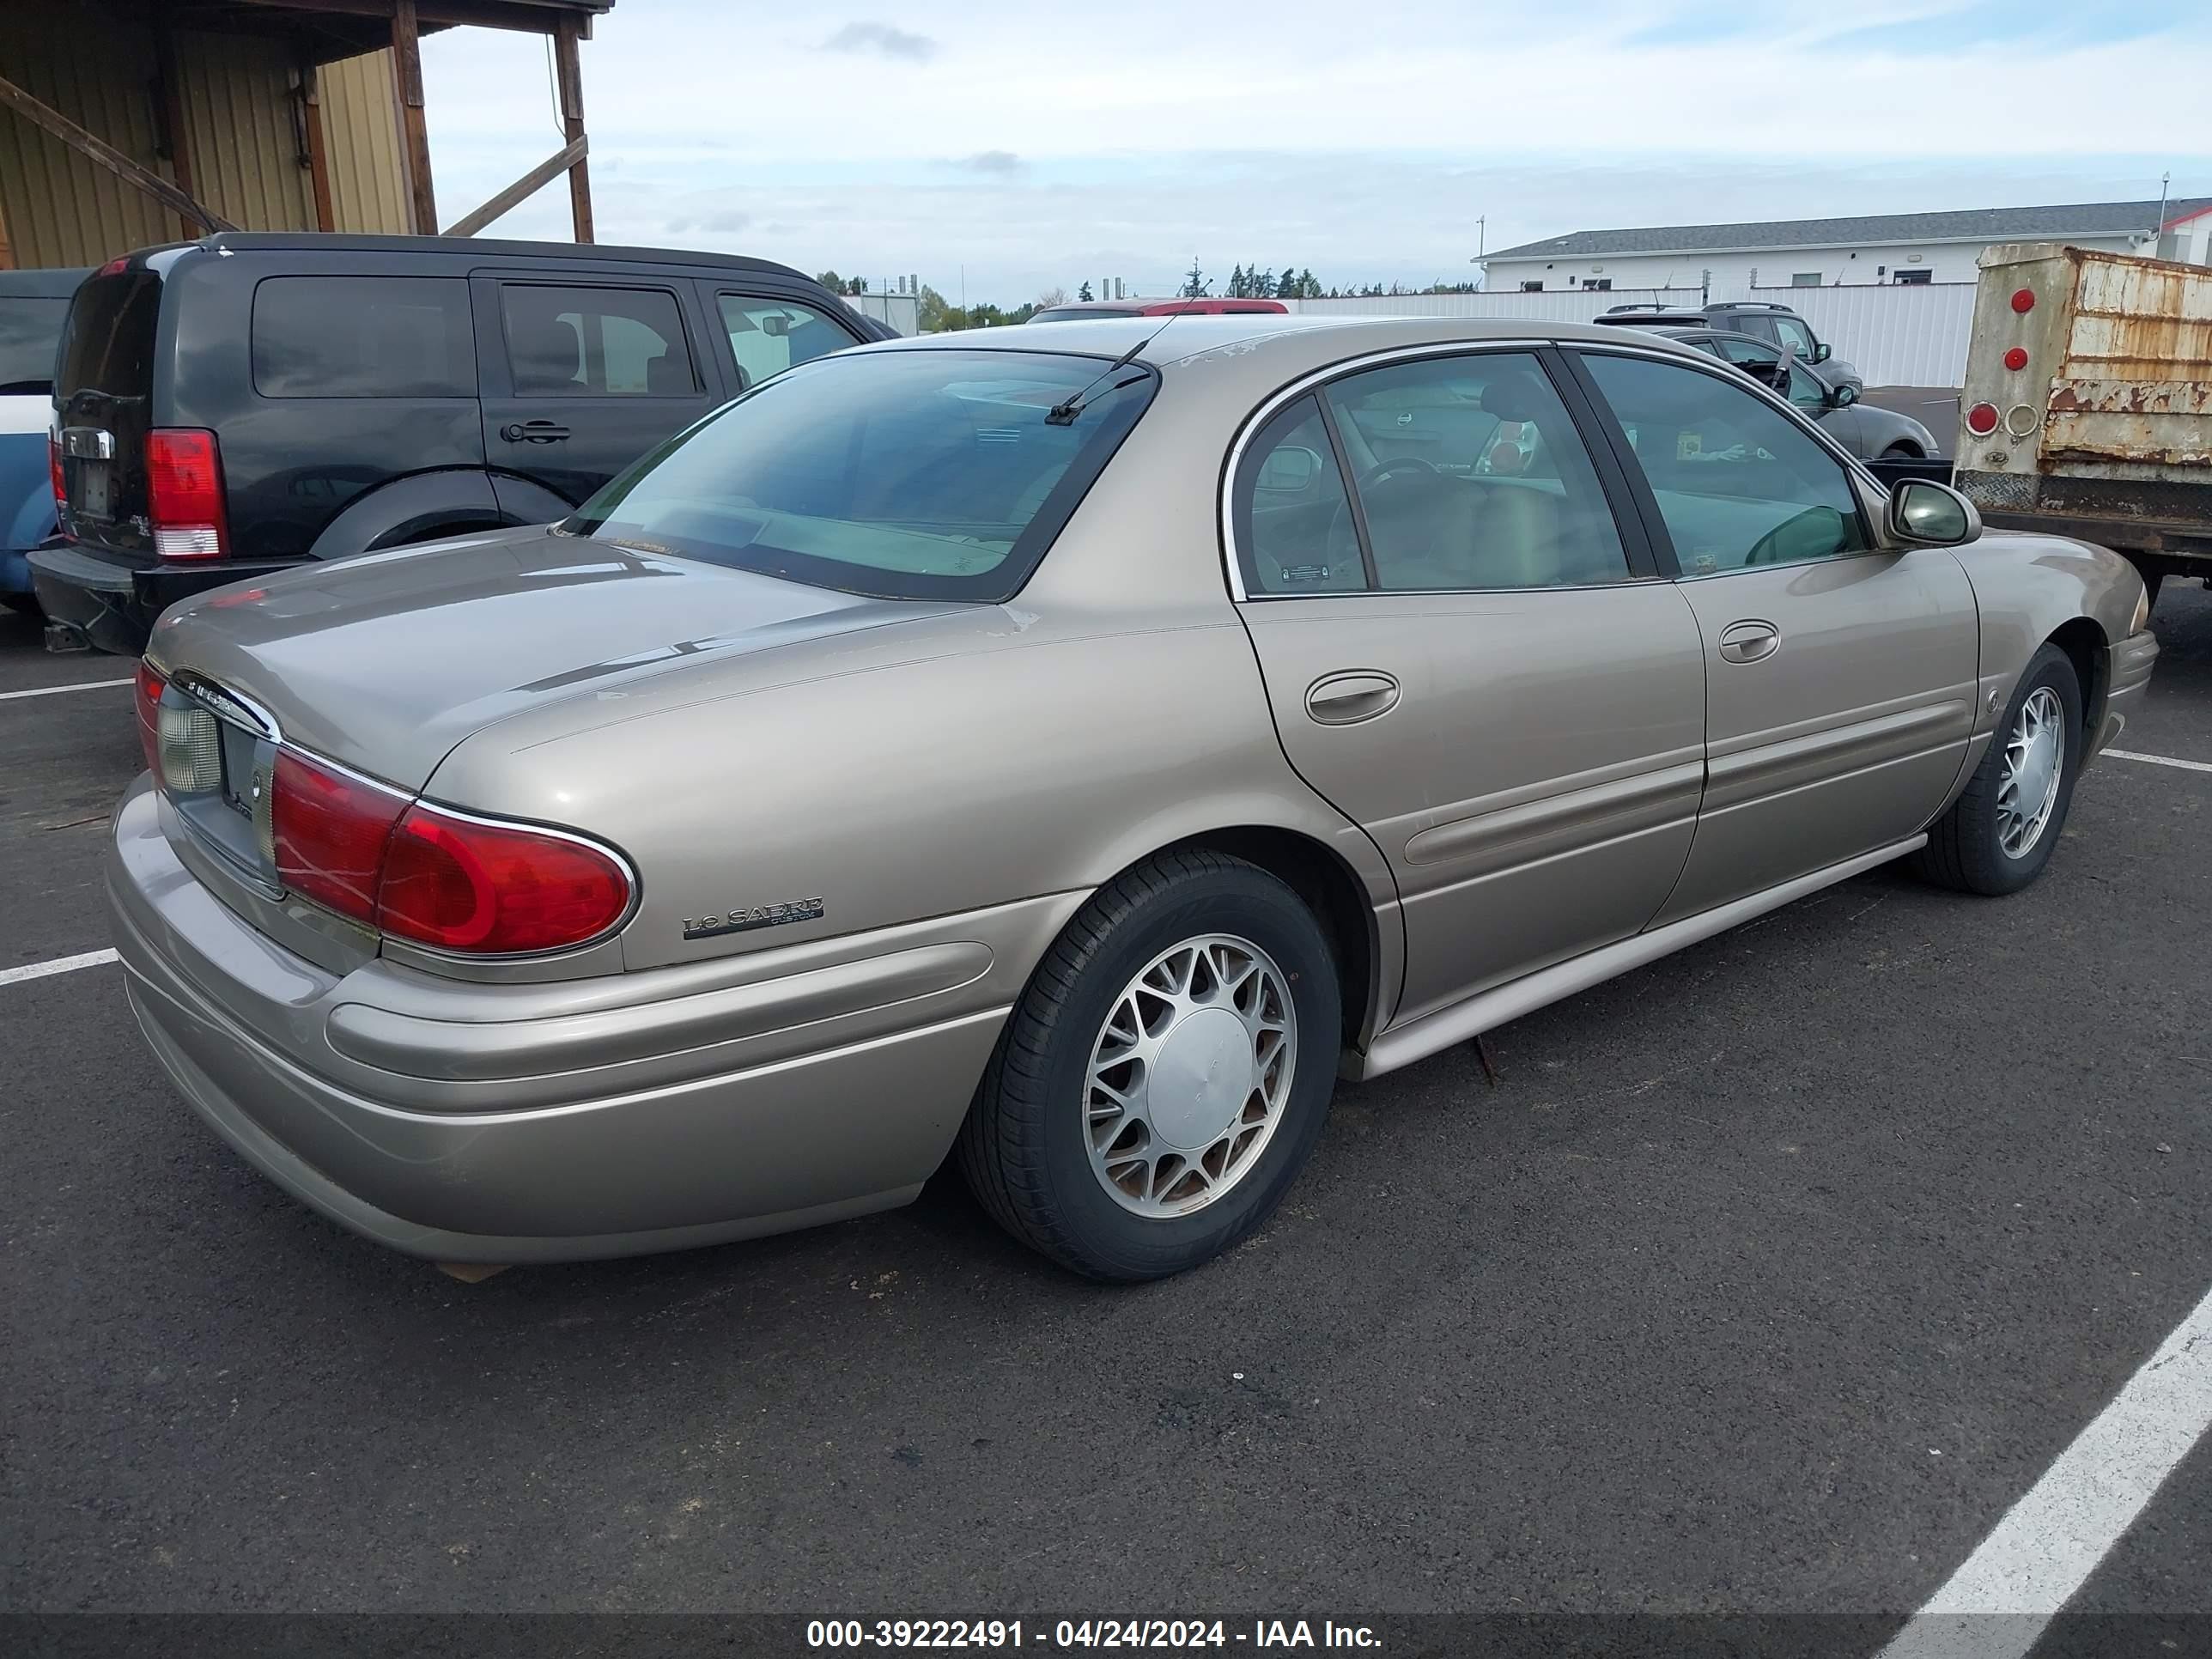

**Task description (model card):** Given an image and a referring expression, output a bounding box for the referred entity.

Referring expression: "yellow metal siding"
[0,3,176,267]
[172,31,314,234]
[319,51,410,235]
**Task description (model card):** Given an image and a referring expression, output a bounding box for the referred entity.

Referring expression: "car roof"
[0,267,92,299]
[143,232,811,283]
[868,312,1716,369]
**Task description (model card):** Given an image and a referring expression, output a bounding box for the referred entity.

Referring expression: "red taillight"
[270,750,406,924]
[134,663,165,773]
[266,749,632,954]
[378,804,632,954]
[2003,347,2029,371]
[146,428,227,559]
[2010,288,2036,314]
[49,434,65,507]
[1966,402,2001,436]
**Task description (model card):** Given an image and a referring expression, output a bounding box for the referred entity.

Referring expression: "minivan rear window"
[57,271,161,400]
[252,276,475,398]
[0,295,70,393]
[565,348,1157,602]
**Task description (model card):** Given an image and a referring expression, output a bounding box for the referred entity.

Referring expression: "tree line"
[816,266,1486,334]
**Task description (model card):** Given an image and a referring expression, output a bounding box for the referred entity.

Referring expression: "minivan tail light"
[133,663,165,773]
[49,433,64,507]
[377,805,633,955]
[146,428,227,559]
[270,750,406,925]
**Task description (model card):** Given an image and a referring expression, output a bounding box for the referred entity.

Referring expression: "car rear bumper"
[28,542,304,656]
[108,777,1062,1262]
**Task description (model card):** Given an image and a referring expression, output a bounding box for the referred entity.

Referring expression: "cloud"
[818,21,938,62]
[945,150,1023,175]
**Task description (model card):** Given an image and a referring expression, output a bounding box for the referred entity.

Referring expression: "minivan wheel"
[957,848,1340,1281]
[1910,642,2083,896]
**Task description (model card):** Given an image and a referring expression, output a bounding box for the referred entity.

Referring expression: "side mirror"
[1827,380,1859,408]
[1889,478,1979,547]
[1813,342,1832,364]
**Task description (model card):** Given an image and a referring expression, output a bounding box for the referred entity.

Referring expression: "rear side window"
[58,271,161,400]
[501,284,697,397]
[0,295,70,393]
[252,276,475,398]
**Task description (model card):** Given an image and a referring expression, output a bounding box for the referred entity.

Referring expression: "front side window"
[252,276,475,398]
[502,284,696,397]
[1773,315,1820,359]
[566,348,1154,602]
[717,295,854,386]
[1710,337,1824,410]
[1581,352,1868,576]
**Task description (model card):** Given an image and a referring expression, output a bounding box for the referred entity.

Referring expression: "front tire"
[1911,642,2083,896]
[957,849,1341,1280]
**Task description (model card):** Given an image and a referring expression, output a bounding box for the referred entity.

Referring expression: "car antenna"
[1045,308,1183,426]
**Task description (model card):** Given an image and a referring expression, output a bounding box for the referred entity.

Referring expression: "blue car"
[0,267,87,612]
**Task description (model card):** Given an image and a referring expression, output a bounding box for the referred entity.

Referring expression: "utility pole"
[2154,170,2172,252]
[1468,216,1486,289]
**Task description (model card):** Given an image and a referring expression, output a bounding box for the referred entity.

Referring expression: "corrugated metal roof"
[1486,199,2212,262]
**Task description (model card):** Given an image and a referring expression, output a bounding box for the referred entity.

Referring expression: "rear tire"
[1910,643,2083,896]
[1879,443,1922,460]
[957,849,1341,1281]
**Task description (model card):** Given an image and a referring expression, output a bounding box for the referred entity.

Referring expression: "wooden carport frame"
[0,0,608,246]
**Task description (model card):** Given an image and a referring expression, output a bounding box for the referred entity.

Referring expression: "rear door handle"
[1717,619,1780,664]
[1305,671,1400,725]
[500,420,570,443]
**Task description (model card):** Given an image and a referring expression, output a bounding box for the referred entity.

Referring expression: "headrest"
[1479,370,1552,425]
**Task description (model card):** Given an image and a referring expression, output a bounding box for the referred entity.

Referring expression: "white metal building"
[1480,198,2212,298]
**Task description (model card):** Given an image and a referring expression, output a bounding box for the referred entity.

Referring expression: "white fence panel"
[1747,284,1977,386]
[1286,289,1700,325]
[848,292,921,336]
[1286,283,1979,387]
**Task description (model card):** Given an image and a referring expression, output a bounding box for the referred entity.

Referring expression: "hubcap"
[1997,684,2065,860]
[1084,934,1297,1218]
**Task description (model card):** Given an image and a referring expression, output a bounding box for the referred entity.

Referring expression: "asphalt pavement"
[3,587,2209,1654]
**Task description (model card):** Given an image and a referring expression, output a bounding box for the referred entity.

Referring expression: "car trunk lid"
[149,526,957,789]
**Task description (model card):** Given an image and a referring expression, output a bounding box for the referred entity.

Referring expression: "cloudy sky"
[420,0,2212,306]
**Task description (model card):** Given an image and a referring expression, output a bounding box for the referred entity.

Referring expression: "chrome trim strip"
[1350,835,1927,1082]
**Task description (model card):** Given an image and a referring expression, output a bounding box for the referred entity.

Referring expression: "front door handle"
[500,420,571,443]
[1305,671,1400,726]
[1717,619,1780,664]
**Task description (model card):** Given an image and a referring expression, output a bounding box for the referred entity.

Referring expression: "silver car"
[111,316,2160,1279]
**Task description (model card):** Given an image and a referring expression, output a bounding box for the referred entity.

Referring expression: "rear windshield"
[564,348,1157,602]
[0,295,71,393]
[57,270,161,400]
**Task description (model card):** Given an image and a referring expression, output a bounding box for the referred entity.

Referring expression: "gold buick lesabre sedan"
[112,315,2158,1279]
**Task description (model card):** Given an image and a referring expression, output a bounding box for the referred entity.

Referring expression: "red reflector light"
[378,805,632,955]
[134,663,165,773]
[2003,347,2029,371]
[48,434,64,507]
[271,750,406,924]
[95,256,130,278]
[146,428,228,559]
[2010,288,2036,314]
[1966,402,2001,436]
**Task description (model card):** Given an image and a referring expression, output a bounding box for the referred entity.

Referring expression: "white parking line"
[0,948,119,988]
[1878,1278,2212,1659]
[0,677,133,702]
[2106,748,2212,775]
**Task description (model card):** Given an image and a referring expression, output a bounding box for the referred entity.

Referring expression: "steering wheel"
[1324,456,1447,568]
